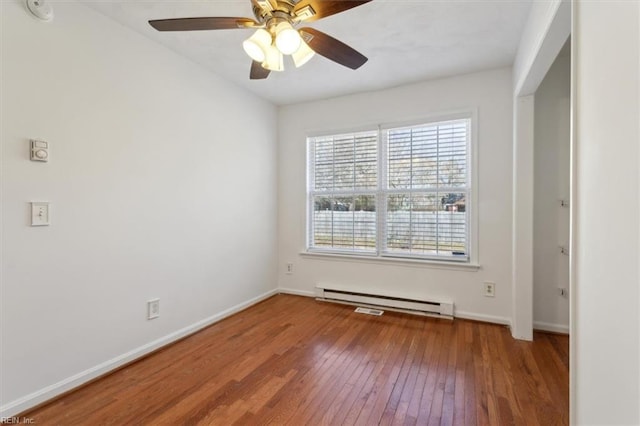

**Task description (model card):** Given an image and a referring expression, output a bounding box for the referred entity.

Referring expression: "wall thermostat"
[30,139,49,162]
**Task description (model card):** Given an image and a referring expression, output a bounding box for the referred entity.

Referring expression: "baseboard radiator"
[315,284,454,320]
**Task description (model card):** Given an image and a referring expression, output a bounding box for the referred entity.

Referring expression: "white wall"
[574,0,640,423]
[278,68,514,324]
[513,0,570,96]
[511,0,570,341]
[0,1,278,416]
[533,52,570,333]
[511,95,535,340]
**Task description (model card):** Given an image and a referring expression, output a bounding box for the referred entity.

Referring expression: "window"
[307,116,472,262]
[308,130,378,253]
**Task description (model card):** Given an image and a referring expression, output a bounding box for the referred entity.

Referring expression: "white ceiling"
[85,0,533,105]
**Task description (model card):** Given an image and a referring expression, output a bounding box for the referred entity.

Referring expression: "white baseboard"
[533,321,570,334]
[454,310,512,326]
[0,288,279,419]
[277,287,316,298]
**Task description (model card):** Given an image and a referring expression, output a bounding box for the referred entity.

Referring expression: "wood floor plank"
[402,319,438,425]
[390,318,430,425]
[440,320,458,426]
[24,295,569,425]
[345,317,412,425]
[462,321,478,426]
[380,317,426,424]
[415,320,448,424]
[354,316,414,425]
[426,321,455,426]
[284,316,374,424]
[451,319,467,426]
[306,314,395,425]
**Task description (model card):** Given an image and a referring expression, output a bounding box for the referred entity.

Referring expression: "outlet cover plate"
[147,299,160,319]
[484,282,496,297]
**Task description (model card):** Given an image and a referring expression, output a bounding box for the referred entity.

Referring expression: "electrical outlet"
[147,299,160,320]
[484,282,495,297]
[286,263,294,274]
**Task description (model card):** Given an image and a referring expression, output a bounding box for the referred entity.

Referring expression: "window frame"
[306,110,478,265]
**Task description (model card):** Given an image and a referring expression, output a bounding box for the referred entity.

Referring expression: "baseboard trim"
[533,321,569,334]
[277,287,316,298]
[454,310,512,326]
[0,288,279,419]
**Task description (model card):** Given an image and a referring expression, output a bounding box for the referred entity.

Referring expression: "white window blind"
[308,130,378,253]
[307,116,471,262]
[382,119,470,260]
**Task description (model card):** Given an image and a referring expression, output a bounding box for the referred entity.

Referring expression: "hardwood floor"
[25,295,569,425]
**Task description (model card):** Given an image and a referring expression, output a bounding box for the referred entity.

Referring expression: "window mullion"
[409,128,414,254]
[436,125,440,256]
[352,136,356,250]
[378,125,386,256]
[331,139,335,248]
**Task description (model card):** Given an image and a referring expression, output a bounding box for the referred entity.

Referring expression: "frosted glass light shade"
[292,40,315,68]
[274,21,301,55]
[243,29,272,63]
[263,44,284,71]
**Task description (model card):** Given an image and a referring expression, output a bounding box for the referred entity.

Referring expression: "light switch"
[31,202,50,226]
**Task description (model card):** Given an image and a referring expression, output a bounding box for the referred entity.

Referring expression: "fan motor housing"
[252,0,296,22]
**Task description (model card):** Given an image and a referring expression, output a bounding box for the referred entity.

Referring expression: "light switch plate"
[31,202,50,226]
[30,139,49,162]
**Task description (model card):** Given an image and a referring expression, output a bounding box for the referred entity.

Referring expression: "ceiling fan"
[148,0,371,80]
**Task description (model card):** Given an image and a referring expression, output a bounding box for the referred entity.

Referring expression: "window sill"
[299,251,481,271]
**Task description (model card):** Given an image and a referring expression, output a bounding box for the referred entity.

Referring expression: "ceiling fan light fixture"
[262,44,284,72]
[292,40,315,68]
[149,0,372,80]
[274,21,301,55]
[242,28,272,62]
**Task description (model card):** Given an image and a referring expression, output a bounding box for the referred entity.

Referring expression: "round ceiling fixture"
[26,0,54,22]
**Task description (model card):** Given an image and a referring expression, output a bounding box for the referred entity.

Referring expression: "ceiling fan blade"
[250,61,271,80]
[149,17,259,32]
[299,28,368,70]
[294,0,372,22]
